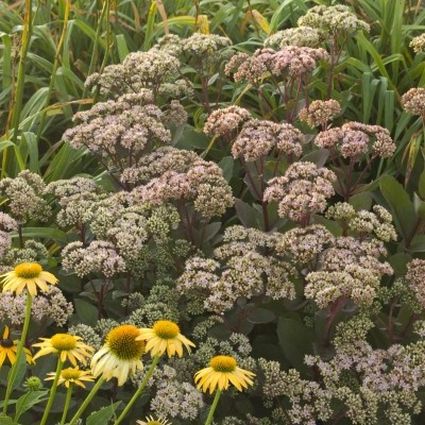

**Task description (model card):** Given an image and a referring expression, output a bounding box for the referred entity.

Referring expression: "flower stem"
[2,0,32,177]
[68,377,105,425]
[35,0,71,145]
[39,358,64,425]
[2,293,32,414]
[99,0,111,71]
[204,389,222,425]
[60,385,73,425]
[78,0,108,110]
[113,356,160,425]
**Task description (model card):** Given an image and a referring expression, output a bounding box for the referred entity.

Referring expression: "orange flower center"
[51,334,77,351]
[210,355,237,372]
[14,263,42,279]
[61,368,82,380]
[153,320,180,339]
[107,324,145,360]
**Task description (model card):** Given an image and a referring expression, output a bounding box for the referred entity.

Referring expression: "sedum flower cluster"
[127,285,181,328]
[179,32,232,67]
[62,193,188,279]
[230,119,304,161]
[0,212,17,257]
[305,264,383,308]
[45,176,102,229]
[402,88,425,117]
[123,147,234,220]
[65,49,234,224]
[406,259,425,309]
[225,46,329,85]
[326,202,398,242]
[299,99,341,128]
[176,197,396,315]
[264,26,323,49]
[259,314,425,425]
[0,170,51,224]
[63,92,183,175]
[85,32,231,102]
[148,365,205,421]
[0,286,73,326]
[264,161,336,222]
[315,121,396,159]
[85,47,184,100]
[301,206,394,308]
[0,239,49,273]
[177,225,297,314]
[410,33,425,53]
[203,106,252,138]
[204,107,304,161]
[297,4,370,35]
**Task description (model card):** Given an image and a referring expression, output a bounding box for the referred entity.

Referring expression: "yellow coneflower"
[137,416,172,425]
[37,336,94,425]
[0,263,49,413]
[46,367,95,425]
[137,320,195,358]
[91,324,145,386]
[1,262,58,296]
[195,355,255,425]
[114,321,194,425]
[46,367,95,389]
[32,333,94,366]
[0,326,32,367]
[194,355,255,394]
[69,325,145,425]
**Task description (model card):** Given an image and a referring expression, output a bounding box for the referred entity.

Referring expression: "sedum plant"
[2,1,425,425]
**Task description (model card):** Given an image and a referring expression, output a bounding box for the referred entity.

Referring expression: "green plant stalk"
[78,0,108,109]
[113,355,160,425]
[204,389,222,425]
[92,0,112,104]
[143,1,158,51]
[35,0,71,145]
[39,358,64,425]
[99,0,111,72]
[2,293,33,414]
[2,0,33,177]
[59,384,73,425]
[193,0,200,24]
[68,377,105,425]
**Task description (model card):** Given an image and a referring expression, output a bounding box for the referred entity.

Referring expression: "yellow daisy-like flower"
[32,333,94,366]
[1,262,58,296]
[91,324,145,386]
[45,367,95,388]
[0,326,33,367]
[137,320,195,358]
[194,355,255,394]
[136,416,172,425]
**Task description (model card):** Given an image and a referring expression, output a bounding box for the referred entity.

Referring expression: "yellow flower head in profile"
[136,416,172,425]
[0,326,33,367]
[46,366,94,388]
[194,355,255,394]
[91,324,145,386]
[32,333,94,366]
[1,262,58,297]
[137,320,195,358]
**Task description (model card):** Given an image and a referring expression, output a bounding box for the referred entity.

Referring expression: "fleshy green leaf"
[86,401,122,425]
